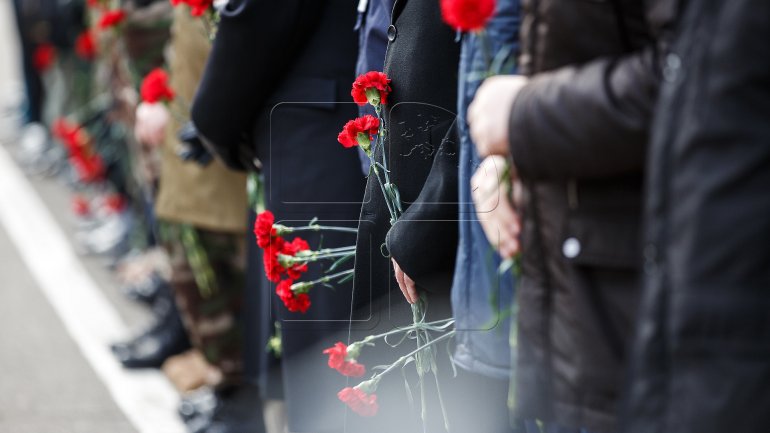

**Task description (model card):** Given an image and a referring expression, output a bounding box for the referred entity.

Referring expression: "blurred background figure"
[623,1,770,432]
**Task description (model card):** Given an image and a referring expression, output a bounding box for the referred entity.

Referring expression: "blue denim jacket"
[451,0,521,379]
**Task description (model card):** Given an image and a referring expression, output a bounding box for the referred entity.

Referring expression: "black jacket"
[192,2,366,432]
[623,0,770,432]
[192,0,320,171]
[352,0,460,317]
[507,0,677,431]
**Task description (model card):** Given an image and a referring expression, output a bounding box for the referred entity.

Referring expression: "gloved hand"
[176,121,214,166]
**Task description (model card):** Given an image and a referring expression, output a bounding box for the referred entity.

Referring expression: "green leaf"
[337,272,354,284]
[327,254,354,272]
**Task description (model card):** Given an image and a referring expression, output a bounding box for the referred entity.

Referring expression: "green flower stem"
[316,245,357,253]
[366,112,401,224]
[247,173,265,212]
[361,330,456,391]
[179,224,217,299]
[278,249,355,267]
[373,107,401,220]
[374,164,399,224]
[353,319,454,346]
[290,269,355,293]
[275,224,358,235]
[369,141,399,224]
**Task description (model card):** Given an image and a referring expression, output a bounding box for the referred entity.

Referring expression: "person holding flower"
[191,1,366,432]
[466,0,679,432]
[347,0,462,431]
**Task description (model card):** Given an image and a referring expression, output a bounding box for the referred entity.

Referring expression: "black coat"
[192,2,367,432]
[507,0,677,431]
[352,0,460,317]
[345,1,462,431]
[622,0,770,432]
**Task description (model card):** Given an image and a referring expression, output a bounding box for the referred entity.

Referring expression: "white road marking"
[0,144,186,433]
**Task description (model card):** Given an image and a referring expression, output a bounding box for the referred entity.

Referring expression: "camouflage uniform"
[153,8,249,384]
[161,223,246,383]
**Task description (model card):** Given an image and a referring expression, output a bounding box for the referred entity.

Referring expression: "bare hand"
[134,102,169,147]
[467,75,529,158]
[471,155,521,259]
[392,258,418,304]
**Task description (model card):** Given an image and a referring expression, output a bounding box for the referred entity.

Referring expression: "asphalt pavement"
[0,224,137,433]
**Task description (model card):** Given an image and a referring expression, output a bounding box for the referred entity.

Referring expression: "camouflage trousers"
[160,222,246,385]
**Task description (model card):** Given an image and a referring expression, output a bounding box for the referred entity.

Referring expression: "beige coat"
[154,8,247,233]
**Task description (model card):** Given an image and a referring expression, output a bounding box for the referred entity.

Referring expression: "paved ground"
[0,225,137,433]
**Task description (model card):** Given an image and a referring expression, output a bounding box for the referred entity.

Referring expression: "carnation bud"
[355,378,380,394]
[365,87,382,107]
[291,281,314,294]
[346,342,364,360]
[356,132,372,153]
[273,223,290,236]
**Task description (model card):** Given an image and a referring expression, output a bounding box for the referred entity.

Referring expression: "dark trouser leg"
[11,0,43,124]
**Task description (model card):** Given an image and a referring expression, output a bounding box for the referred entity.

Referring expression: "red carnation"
[104,194,127,213]
[140,68,175,103]
[254,210,277,248]
[338,387,378,417]
[276,279,311,313]
[52,118,81,150]
[72,196,91,216]
[286,292,311,313]
[53,119,87,157]
[351,71,391,107]
[170,0,213,17]
[75,31,96,60]
[33,43,56,72]
[281,237,310,280]
[70,153,105,183]
[337,115,379,150]
[323,342,366,377]
[98,9,127,29]
[263,236,286,283]
[276,279,293,301]
[440,0,496,32]
[52,118,104,183]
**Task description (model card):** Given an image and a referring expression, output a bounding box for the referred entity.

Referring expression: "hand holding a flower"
[467,75,528,158]
[134,102,170,147]
[392,258,419,304]
[471,155,521,259]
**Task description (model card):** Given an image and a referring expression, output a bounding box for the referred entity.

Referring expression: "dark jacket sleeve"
[386,120,459,292]
[190,0,324,171]
[508,48,660,180]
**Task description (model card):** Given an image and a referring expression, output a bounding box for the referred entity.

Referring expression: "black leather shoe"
[110,290,191,369]
[186,384,266,433]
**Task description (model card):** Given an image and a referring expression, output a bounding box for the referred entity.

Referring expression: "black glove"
[176,121,214,166]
